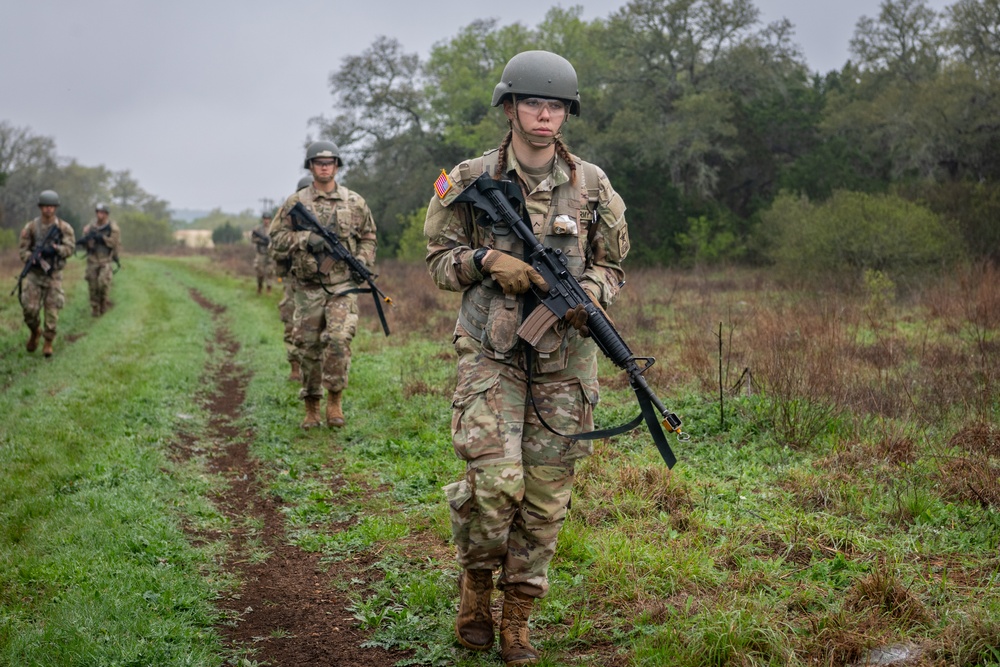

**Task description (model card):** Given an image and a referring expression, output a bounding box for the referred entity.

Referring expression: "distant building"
[174,229,215,249]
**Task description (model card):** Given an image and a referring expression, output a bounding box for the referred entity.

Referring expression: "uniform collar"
[506,151,571,190]
[310,182,345,201]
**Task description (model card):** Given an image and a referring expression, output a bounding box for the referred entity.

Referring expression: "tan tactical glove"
[481,250,549,295]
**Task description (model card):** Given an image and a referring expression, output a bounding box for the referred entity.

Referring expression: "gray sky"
[1,0,954,214]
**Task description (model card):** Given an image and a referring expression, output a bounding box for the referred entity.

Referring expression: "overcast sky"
[1,0,955,215]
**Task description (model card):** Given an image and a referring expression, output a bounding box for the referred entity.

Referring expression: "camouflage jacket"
[19,217,76,274]
[424,148,630,379]
[81,219,122,265]
[270,182,377,290]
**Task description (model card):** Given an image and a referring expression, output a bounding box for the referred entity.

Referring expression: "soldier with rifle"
[251,211,274,294]
[270,141,380,429]
[79,202,122,316]
[15,190,76,357]
[424,51,683,666]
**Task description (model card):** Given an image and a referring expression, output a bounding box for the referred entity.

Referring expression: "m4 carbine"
[76,224,121,270]
[454,173,686,468]
[288,201,393,336]
[11,224,63,297]
[251,228,270,247]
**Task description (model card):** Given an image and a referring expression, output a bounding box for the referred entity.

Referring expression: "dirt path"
[180,289,409,666]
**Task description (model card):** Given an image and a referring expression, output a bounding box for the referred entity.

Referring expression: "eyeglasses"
[312,160,337,168]
[517,98,568,115]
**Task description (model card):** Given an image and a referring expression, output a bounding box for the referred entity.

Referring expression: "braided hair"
[494,127,578,185]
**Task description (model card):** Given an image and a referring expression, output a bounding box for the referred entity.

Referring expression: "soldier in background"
[270,141,377,429]
[80,202,122,316]
[252,212,274,294]
[18,190,76,357]
[424,51,630,666]
[270,175,313,381]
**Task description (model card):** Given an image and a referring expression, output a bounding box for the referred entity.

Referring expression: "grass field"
[1,251,998,666]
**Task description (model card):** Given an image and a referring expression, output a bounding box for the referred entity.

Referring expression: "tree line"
[315,0,999,284]
[0,121,175,252]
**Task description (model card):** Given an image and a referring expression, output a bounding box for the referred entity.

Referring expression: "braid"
[554,137,577,185]
[495,130,513,178]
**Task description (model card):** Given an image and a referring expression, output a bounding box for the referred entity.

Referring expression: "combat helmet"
[38,190,61,207]
[304,140,342,168]
[491,50,580,116]
[95,202,110,213]
[297,175,313,190]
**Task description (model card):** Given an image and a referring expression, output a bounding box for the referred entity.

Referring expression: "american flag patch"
[434,170,453,199]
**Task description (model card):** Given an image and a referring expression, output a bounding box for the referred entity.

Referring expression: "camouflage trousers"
[443,335,598,599]
[85,261,114,311]
[278,280,296,363]
[292,285,358,400]
[254,253,273,287]
[20,270,65,339]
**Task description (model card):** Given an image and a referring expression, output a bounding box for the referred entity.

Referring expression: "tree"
[211,221,243,245]
[849,0,942,83]
[0,122,59,230]
[943,0,1000,76]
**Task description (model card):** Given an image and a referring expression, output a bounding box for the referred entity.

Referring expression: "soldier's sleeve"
[355,199,377,268]
[581,166,628,308]
[269,195,306,255]
[110,222,122,259]
[56,221,75,258]
[424,165,484,293]
[18,223,33,263]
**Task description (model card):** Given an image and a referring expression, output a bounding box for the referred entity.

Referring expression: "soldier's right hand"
[481,250,549,295]
[304,232,327,252]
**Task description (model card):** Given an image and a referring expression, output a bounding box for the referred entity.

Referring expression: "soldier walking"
[270,141,378,429]
[252,212,274,294]
[80,202,122,316]
[18,190,76,357]
[424,51,631,666]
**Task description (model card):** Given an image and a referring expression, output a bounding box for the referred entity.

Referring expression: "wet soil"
[180,288,408,666]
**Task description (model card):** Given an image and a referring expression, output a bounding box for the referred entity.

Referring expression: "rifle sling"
[524,347,676,468]
[318,281,391,337]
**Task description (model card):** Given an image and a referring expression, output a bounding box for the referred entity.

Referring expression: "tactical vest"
[289,187,364,286]
[455,150,600,370]
[33,218,68,273]
[86,223,114,260]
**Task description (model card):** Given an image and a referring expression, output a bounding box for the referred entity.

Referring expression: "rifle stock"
[454,173,684,467]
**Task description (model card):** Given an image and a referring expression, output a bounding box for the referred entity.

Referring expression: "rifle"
[251,228,271,247]
[75,224,121,271]
[11,223,63,297]
[454,172,686,468]
[288,201,393,336]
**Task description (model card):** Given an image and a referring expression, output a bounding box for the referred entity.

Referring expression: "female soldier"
[424,50,630,666]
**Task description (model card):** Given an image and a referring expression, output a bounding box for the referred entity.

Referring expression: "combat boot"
[300,397,322,430]
[42,335,55,358]
[257,278,263,295]
[500,589,539,666]
[92,305,100,317]
[288,360,302,382]
[326,391,345,428]
[26,328,40,353]
[455,569,495,651]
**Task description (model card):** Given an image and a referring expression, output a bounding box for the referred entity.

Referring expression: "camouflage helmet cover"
[304,140,343,168]
[491,50,581,116]
[297,175,313,190]
[95,202,110,213]
[38,190,61,207]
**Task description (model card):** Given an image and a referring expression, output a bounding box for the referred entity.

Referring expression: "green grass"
[2,256,999,666]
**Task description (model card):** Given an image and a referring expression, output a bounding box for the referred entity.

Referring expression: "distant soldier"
[17,190,76,357]
[80,202,122,316]
[271,142,377,429]
[252,212,274,294]
[270,175,314,381]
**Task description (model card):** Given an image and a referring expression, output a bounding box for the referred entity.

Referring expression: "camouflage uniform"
[252,221,274,292]
[268,202,299,370]
[18,217,77,340]
[425,148,629,598]
[81,218,121,315]
[270,182,377,400]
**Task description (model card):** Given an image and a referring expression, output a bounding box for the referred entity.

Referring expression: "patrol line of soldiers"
[15,191,122,357]
[255,50,637,667]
